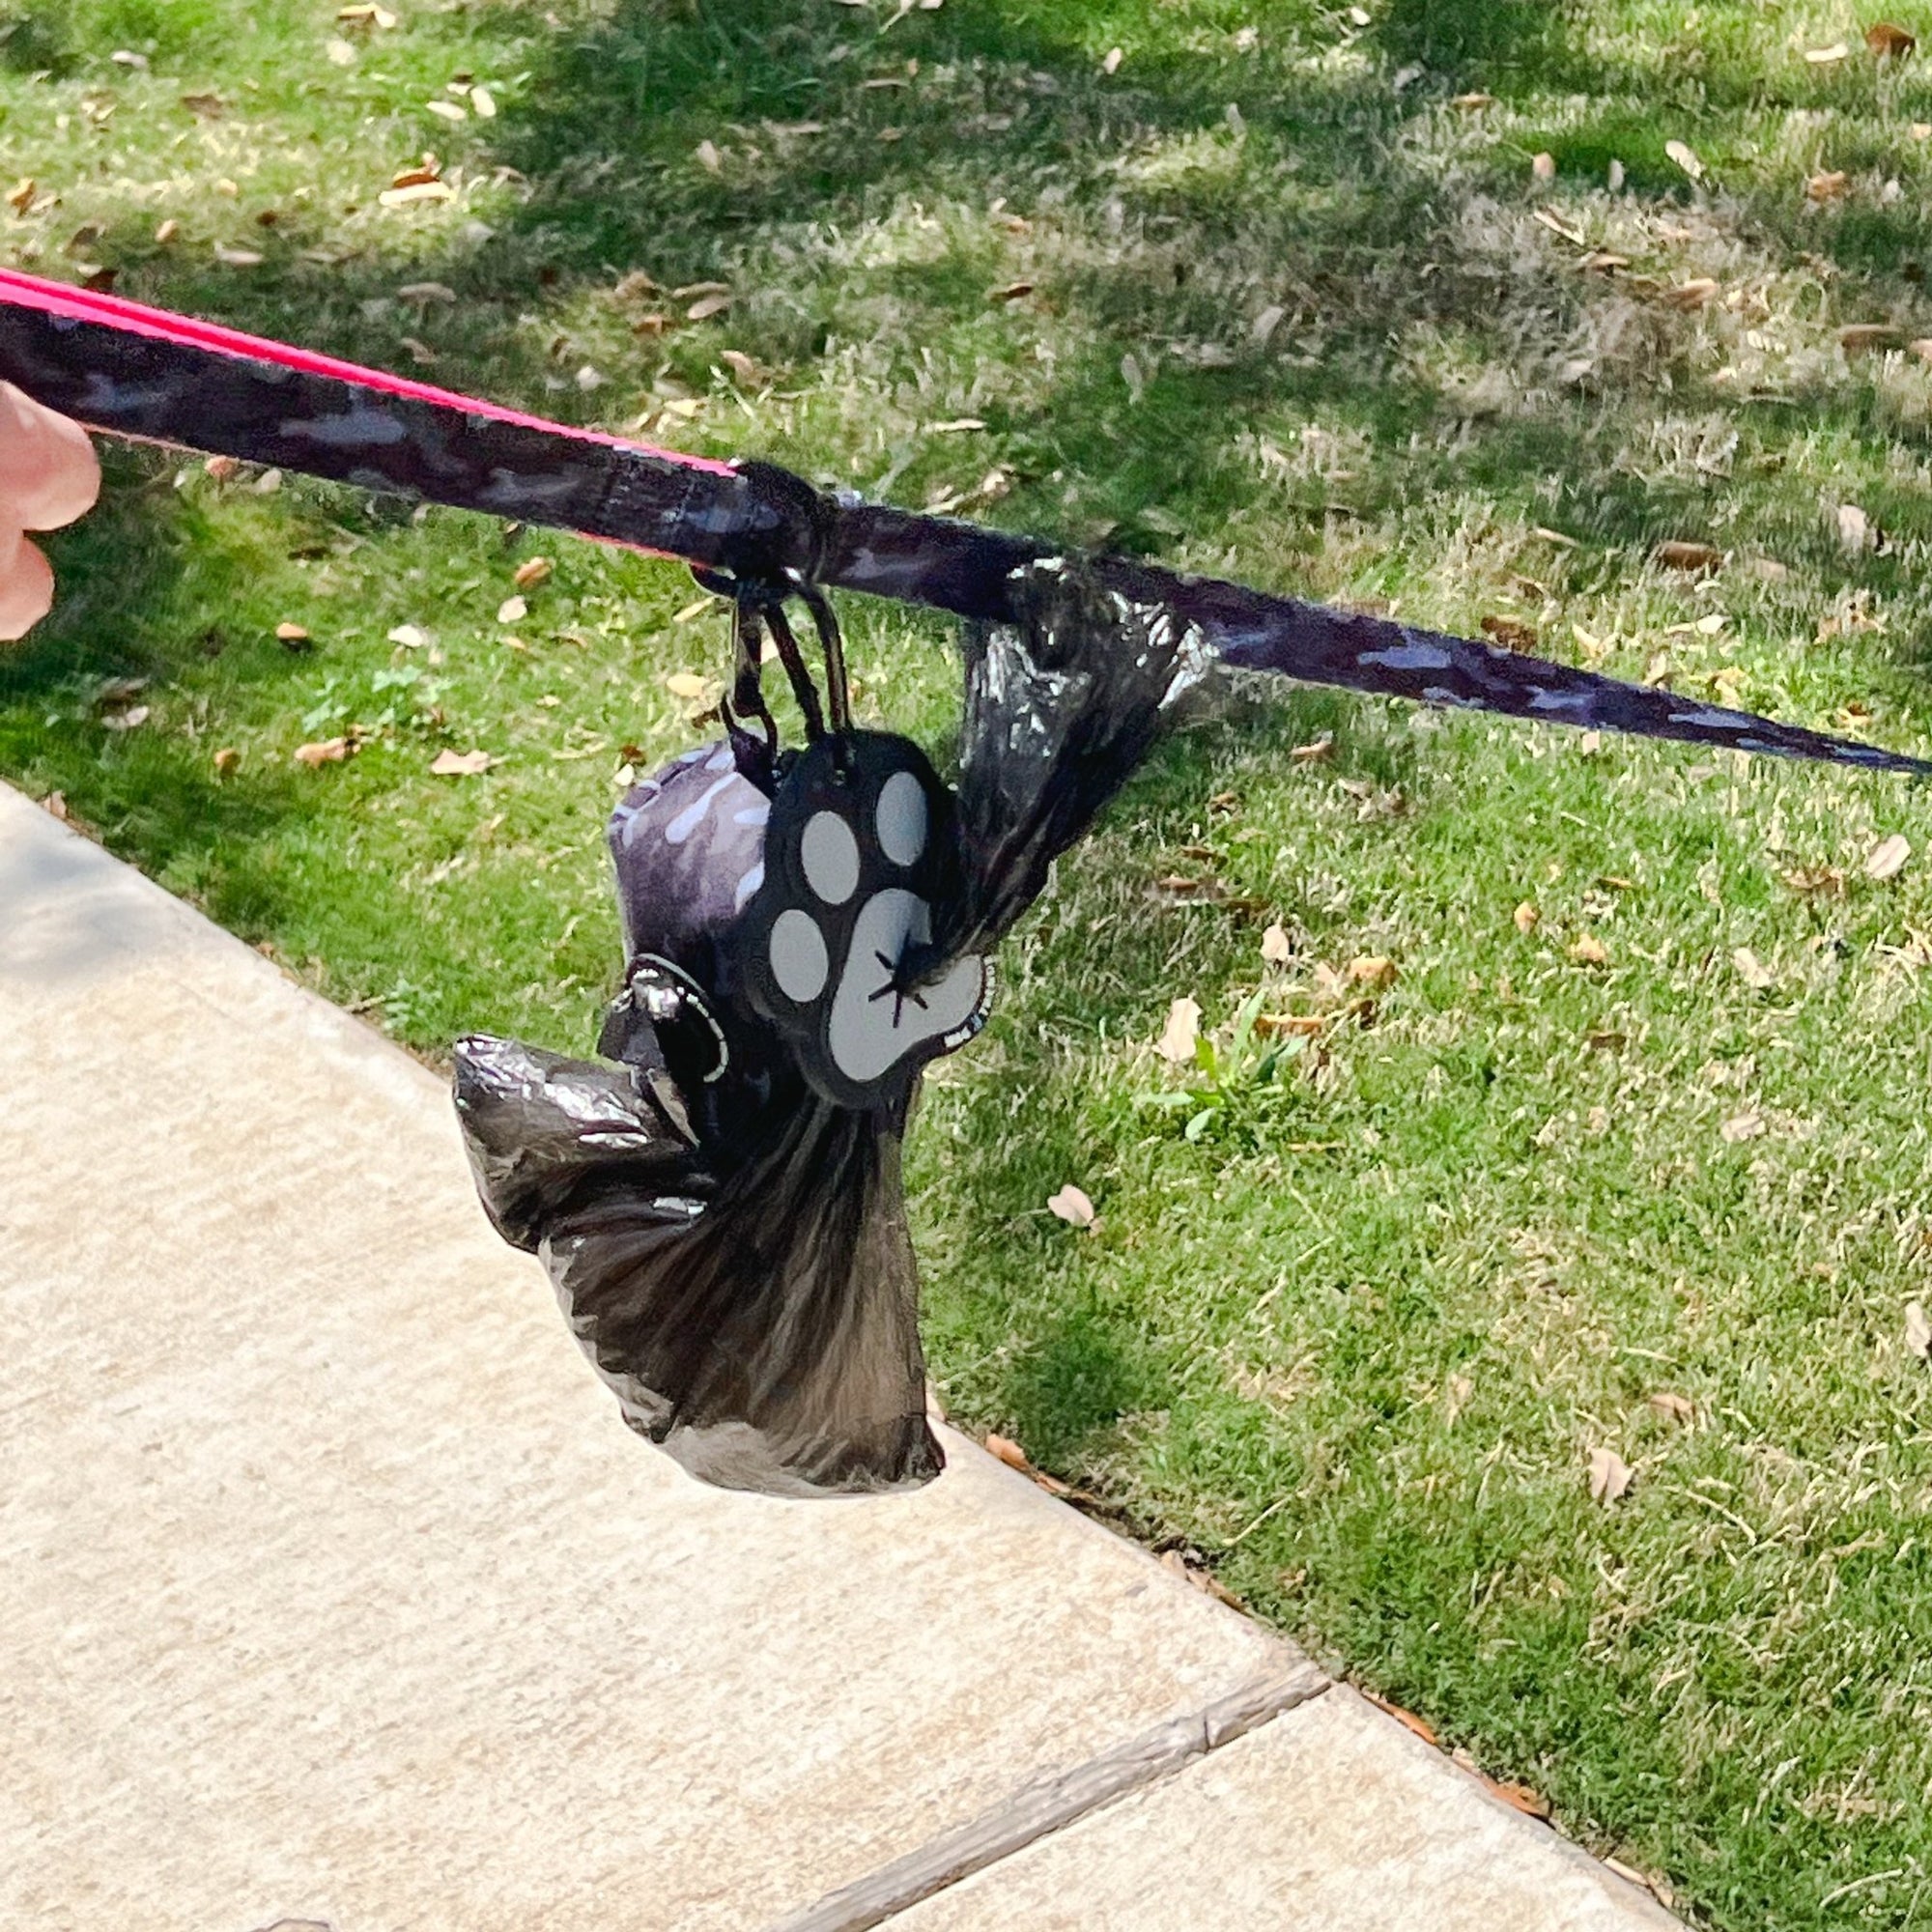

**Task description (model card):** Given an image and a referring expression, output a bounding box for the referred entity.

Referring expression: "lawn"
[8,0,1932,1922]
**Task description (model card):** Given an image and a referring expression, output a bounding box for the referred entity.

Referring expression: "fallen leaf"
[469,84,497,118]
[294,737,351,767]
[1655,539,1721,573]
[1481,614,1539,651]
[1532,206,1587,246]
[1254,1013,1324,1037]
[1487,1777,1554,1821]
[986,280,1034,302]
[326,35,357,64]
[1570,933,1608,965]
[1531,151,1556,181]
[1101,45,1123,74]
[1837,503,1875,553]
[1662,277,1719,310]
[1155,995,1202,1064]
[203,454,238,482]
[213,747,241,777]
[1782,864,1846,896]
[694,139,723,173]
[1588,1446,1633,1504]
[6,177,34,213]
[275,621,310,645]
[718,348,767,386]
[1451,91,1494,110]
[254,468,282,496]
[1607,158,1627,191]
[430,747,496,776]
[1665,139,1704,181]
[1908,1300,1932,1359]
[1047,1183,1095,1227]
[1732,946,1775,990]
[1721,1109,1766,1144]
[1365,1692,1439,1746]
[389,163,441,189]
[1804,42,1850,65]
[1348,955,1398,990]
[213,243,264,267]
[497,595,527,625]
[154,216,180,244]
[665,670,713,699]
[1290,734,1334,762]
[1514,901,1540,933]
[1648,1391,1695,1424]
[1251,302,1286,346]
[1261,923,1293,965]
[1865,832,1912,880]
[983,1433,1030,1472]
[379,181,454,208]
[686,293,731,322]
[181,91,225,118]
[42,789,66,819]
[512,555,553,590]
[397,280,457,304]
[1841,323,1901,355]
[1868,21,1917,58]
[1917,123,1932,140]
[99,704,149,731]
[109,47,149,70]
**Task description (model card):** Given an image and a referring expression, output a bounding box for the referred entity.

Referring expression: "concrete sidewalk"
[0,781,1677,1932]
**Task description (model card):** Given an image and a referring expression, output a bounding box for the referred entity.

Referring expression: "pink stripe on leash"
[0,264,735,476]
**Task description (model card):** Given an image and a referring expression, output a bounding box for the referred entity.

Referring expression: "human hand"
[0,382,99,640]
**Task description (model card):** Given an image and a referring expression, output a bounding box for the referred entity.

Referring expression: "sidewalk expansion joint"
[764,1661,1332,1932]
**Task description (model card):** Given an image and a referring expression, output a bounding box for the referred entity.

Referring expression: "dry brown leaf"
[1364,1691,1439,1747]
[1480,614,1539,651]
[983,1433,1030,1472]
[686,293,731,323]
[1648,1391,1695,1424]
[6,177,34,213]
[1662,277,1719,310]
[274,621,309,644]
[986,280,1035,303]
[1865,832,1912,880]
[496,595,527,625]
[1261,923,1293,965]
[1569,933,1608,965]
[1782,864,1846,896]
[1732,946,1775,990]
[41,789,66,819]
[380,181,453,207]
[1907,1300,1932,1359]
[294,738,351,767]
[153,216,181,245]
[718,348,767,386]
[665,670,714,700]
[1588,1446,1633,1504]
[1254,1012,1324,1038]
[1868,21,1918,59]
[430,747,496,777]
[389,163,441,189]
[1514,901,1540,933]
[512,555,553,590]
[1655,539,1721,573]
[1450,91,1494,110]
[1807,170,1850,203]
[1155,995,1202,1064]
[1531,151,1556,181]
[1488,1777,1554,1821]
[1720,1109,1766,1144]
[1047,1183,1096,1227]
[1841,323,1902,355]
[1664,139,1704,180]
[213,747,241,778]
[1532,207,1587,246]
[1348,955,1398,990]
[1290,734,1334,762]
[181,91,225,118]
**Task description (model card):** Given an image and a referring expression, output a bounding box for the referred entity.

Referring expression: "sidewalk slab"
[0,783,1301,1932]
[884,1688,1678,1932]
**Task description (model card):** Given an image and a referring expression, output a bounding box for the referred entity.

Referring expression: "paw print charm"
[738,731,993,1111]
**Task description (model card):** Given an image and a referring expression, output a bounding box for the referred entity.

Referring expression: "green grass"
[12,1,1932,1921]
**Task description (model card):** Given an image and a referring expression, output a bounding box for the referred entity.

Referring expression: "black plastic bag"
[453,559,1207,1495]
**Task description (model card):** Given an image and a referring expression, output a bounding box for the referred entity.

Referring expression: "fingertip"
[0,534,55,641]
